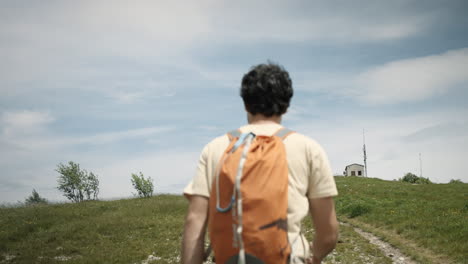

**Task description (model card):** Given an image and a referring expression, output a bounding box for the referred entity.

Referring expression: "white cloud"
[109,91,147,104]
[0,110,174,163]
[198,125,220,131]
[107,89,177,104]
[0,1,433,96]
[355,47,468,104]
[359,24,411,41]
[70,127,174,146]
[3,126,174,151]
[203,1,429,44]
[1,110,54,136]
[2,110,54,128]
[403,122,468,142]
[0,1,212,97]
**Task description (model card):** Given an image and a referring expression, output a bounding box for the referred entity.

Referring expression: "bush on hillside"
[416,176,432,184]
[400,172,418,183]
[56,161,100,203]
[347,203,371,218]
[131,172,154,198]
[25,189,48,205]
[337,199,372,218]
[399,172,432,184]
[449,179,463,184]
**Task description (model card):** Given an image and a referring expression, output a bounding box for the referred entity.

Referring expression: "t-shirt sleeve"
[183,144,211,199]
[307,141,338,199]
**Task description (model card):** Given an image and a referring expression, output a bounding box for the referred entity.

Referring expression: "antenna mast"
[363,129,368,177]
[419,153,423,178]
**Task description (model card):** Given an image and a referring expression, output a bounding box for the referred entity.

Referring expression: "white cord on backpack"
[235,133,254,264]
[213,132,255,264]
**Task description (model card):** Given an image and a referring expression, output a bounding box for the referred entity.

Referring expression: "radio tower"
[363,129,368,177]
[419,153,423,178]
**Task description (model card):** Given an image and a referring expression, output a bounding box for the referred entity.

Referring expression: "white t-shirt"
[184,123,338,259]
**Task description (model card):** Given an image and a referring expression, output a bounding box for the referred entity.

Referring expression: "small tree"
[83,172,100,200]
[400,172,419,183]
[25,189,47,205]
[399,172,431,184]
[56,161,99,202]
[131,172,154,198]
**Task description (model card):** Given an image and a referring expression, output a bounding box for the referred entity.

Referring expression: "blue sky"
[1,0,468,203]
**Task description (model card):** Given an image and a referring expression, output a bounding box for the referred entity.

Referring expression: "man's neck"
[247,113,282,125]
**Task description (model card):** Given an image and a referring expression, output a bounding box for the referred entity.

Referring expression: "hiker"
[181,63,339,264]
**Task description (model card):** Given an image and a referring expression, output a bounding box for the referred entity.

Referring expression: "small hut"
[344,163,365,177]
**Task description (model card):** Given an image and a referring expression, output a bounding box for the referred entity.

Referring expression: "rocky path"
[340,222,417,264]
[136,221,418,264]
[302,220,418,264]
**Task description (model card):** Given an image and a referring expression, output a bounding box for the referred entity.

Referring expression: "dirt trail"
[341,222,417,264]
[137,221,418,264]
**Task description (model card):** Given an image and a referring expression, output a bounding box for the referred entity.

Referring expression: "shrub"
[399,172,431,184]
[339,200,372,218]
[449,179,463,184]
[347,203,371,218]
[56,161,100,202]
[25,189,47,205]
[416,177,432,184]
[400,172,419,183]
[131,172,154,198]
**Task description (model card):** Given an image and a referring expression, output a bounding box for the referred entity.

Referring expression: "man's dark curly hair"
[240,62,293,117]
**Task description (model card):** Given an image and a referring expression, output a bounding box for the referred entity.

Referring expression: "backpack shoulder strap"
[274,127,294,140]
[227,129,242,141]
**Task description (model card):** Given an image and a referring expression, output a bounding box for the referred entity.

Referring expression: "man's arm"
[181,195,209,264]
[307,196,339,264]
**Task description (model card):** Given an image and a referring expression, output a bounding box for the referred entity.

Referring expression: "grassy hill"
[1,177,466,263]
[0,196,187,263]
[334,176,467,264]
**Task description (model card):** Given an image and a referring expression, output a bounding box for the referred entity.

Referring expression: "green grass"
[0,195,187,264]
[1,195,391,264]
[335,176,468,264]
[1,177,466,263]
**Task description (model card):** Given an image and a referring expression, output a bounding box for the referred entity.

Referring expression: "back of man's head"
[240,62,293,117]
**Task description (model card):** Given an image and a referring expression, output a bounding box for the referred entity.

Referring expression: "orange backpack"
[208,128,293,264]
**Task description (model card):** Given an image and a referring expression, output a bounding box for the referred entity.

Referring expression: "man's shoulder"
[286,131,321,147]
[201,133,230,154]
[284,131,328,157]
